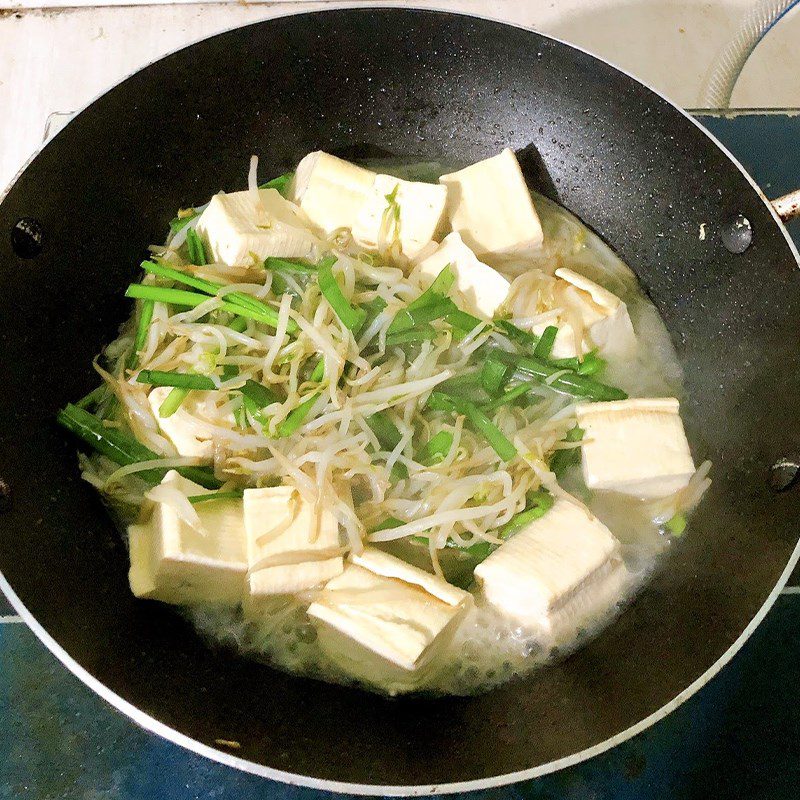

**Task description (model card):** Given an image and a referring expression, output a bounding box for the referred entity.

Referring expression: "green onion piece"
[139,262,291,332]
[385,325,437,346]
[126,283,288,331]
[534,325,559,359]
[578,352,605,376]
[188,490,244,504]
[549,425,585,477]
[416,431,454,466]
[169,212,199,234]
[309,359,325,383]
[492,350,627,401]
[411,534,492,560]
[390,462,410,481]
[240,379,279,408]
[357,296,388,336]
[445,306,485,338]
[498,490,555,538]
[411,264,455,308]
[495,319,539,350]
[317,257,366,331]
[56,404,220,488]
[666,513,687,536]
[185,228,208,266]
[136,371,216,390]
[242,395,271,429]
[220,364,240,382]
[481,357,509,396]
[264,256,317,274]
[481,381,538,413]
[366,412,403,451]
[371,517,404,533]
[276,393,320,438]
[388,296,454,335]
[158,388,190,418]
[75,384,108,410]
[228,316,248,333]
[258,171,294,196]
[427,391,457,412]
[127,299,155,370]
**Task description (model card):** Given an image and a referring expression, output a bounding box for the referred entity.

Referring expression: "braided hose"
[699,0,800,108]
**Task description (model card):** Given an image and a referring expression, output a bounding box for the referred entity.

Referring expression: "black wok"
[1,8,798,794]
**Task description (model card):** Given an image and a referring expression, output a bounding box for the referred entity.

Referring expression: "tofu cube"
[414,232,510,320]
[474,497,620,632]
[290,151,376,236]
[576,398,696,499]
[195,188,321,266]
[244,486,343,600]
[352,174,448,259]
[128,471,247,605]
[439,148,543,260]
[308,549,470,686]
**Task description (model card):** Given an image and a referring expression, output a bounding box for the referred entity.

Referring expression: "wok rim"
[1,6,798,795]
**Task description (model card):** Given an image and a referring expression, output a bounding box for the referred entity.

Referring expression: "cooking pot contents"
[57,148,710,695]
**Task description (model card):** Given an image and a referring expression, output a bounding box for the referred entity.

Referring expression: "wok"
[1,8,799,795]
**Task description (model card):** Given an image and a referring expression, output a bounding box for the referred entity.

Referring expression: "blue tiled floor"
[2,112,799,799]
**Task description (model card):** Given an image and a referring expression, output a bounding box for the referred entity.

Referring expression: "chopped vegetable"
[185,228,208,266]
[56,404,220,488]
[385,325,437,346]
[480,357,508,396]
[370,517,404,533]
[498,490,554,538]
[264,256,317,274]
[276,393,320,438]
[136,371,216,390]
[127,299,155,370]
[169,211,199,235]
[533,325,559,359]
[549,426,585,477]
[75,384,108,411]
[158,388,190,418]
[666,513,687,536]
[309,359,325,383]
[495,319,539,350]
[481,381,538,413]
[188,490,245,504]
[317,257,367,332]
[366,412,403,451]
[258,171,294,196]
[416,431,454,466]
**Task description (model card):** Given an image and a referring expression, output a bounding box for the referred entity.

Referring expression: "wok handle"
[772,189,800,222]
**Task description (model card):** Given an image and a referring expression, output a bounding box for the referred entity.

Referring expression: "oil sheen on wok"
[57,148,711,696]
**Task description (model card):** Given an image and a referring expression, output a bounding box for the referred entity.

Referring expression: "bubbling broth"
[59,150,710,696]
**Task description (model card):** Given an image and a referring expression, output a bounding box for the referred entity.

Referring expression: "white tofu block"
[244,487,343,599]
[576,398,696,499]
[290,151,376,236]
[308,549,470,675]
[414,232,510,319]
[352,174,448,259]
[128,471,247,605]
[474,497,619,630]
[195,188,321,266]
[519,268,636,359]
[148,387,214,458]
[439,148,543,260]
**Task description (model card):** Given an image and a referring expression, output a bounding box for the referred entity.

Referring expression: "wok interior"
[0,9,798,787]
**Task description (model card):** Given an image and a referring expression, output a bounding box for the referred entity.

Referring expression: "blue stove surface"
[2,111,799,800]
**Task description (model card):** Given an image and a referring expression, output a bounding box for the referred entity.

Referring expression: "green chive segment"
[317,257,366,332]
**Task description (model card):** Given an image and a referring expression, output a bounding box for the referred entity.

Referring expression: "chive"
[390,462,410,481]
[366,412,403,451]
[666,513,687,536]
[75,384,108,410]
[412,264,455,307]
[427,391,457,412]
[56,404,220,488]
[158,388,190,418]
[385,325,438,346]
[276,393,320,438]
[317,257,366,331]
[188,490,244,504]
[139,262,291,331]
[480,357,509,396]
[416,431,453,466]
[240,379,279,408]
[371,516,404,533]
[169,212,199,234]
[492,350,627,401]
[481,381,538,413]
[259,171,294,196]
[388,296,454,335]
[498,490,554,538]
[578,352,605,376]
[127,299,155,370]
[136,371,216,390]
[185,228,208,266]
[549,425,585,477]
[534,325,559,359]
[264,256,317,274]
[445,306,485,338]
[495,320,539,350]
[228,316,248,333]
[126,283,289,331]
[309,359,325,383]
[411,534,492,560]
[242,395,271,429]
[220,364,240,382]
